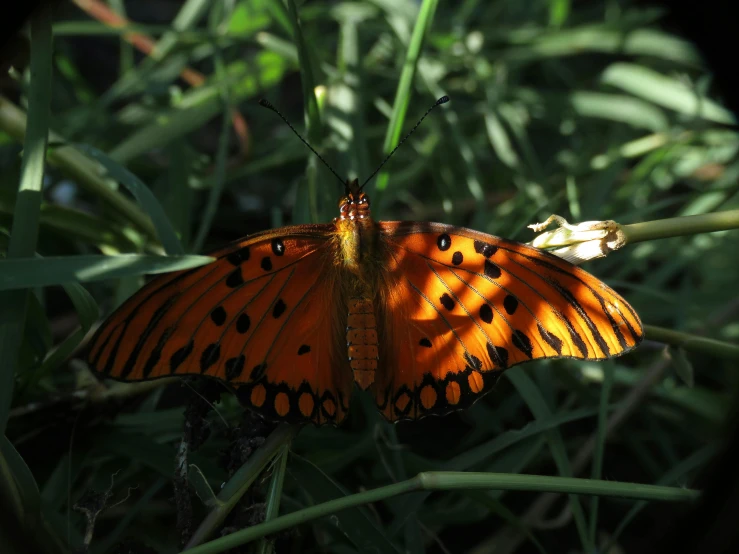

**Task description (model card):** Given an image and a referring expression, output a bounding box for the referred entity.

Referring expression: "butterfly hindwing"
[373,222,643,422]
[87,226,353,425]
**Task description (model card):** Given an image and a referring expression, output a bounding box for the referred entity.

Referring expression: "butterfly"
[87,174,643,425]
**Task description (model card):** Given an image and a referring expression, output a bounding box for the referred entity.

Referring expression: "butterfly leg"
[347,297,378,390]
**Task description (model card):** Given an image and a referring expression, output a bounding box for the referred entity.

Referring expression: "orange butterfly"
[87,101,643,425]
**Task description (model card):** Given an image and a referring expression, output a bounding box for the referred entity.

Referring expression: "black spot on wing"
[486,343,509,368]
[465,352,482,370]
[272,299,286,318]
[480,304,493,324]
[225,356,245,380]
[484,260,501,279]
[271,238,285,256]
[210,306,227,326]
[261,257,272,271]
[236,313,251,334]
[226,268,244,288]
[452,251,464,265]
[474,240,497,258]
[200,343,221,371]
[437,233,451,251]
[538,324,563,355]
[503,295,518,315]
[251,363,267,380]
[142,328,173,378]
[512,330,533,358]
[226,246,250,266]
[419,338,432,348]
[298,344,310,355]
[440,293,455,311]
[170,340,194,372]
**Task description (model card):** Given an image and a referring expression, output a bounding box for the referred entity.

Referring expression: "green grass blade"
[256,444,290,554]
[0,255,213,290]
[601,63,736,124]
[444,406,606,471]
[0,7,53,434]
[508,27,701,66]
[0,434,41,527]
[0,435,67,554]
[484,108,521,169]
[373,0,439,197]
[464,490,548,554]
[184,425,297,549]
[75,145,185,255]
[604,445,717,551]
[290,453,403,553]
[588,362,614,545]
[107,0,133,72]
[567,91,669,131]
[191,48,231,252]
[0,99,159,242]
[506,367,592,551]
[284,0,322,143]
[18,279,99,391]
[151,0,211,59]
[331,7,370,185]
[108,52,288,164]
[284,0,324,222]
[548,0,571,26]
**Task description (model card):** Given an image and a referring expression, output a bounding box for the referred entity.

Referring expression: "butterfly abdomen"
[346,297,378,390]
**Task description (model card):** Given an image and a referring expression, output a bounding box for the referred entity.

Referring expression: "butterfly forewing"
[87,226,354,425]
[373,222,643,422]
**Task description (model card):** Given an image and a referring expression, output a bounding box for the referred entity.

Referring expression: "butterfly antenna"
[259,99,347,188]
[360,95,449,191]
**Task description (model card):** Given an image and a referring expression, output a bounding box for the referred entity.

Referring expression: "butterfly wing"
[373,222,643,422]
[87,225,352,425]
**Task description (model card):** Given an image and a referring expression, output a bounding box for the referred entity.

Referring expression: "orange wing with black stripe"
[87,226,353,425]
[373,222,643,422]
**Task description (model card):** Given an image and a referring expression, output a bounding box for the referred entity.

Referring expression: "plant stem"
[623,209,739,243]
[182,472,698,553]
[645,325,739,361]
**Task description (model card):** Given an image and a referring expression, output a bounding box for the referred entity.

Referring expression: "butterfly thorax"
[334,185,376,278]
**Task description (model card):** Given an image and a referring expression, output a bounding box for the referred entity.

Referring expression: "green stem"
[623,209,739,243]
[644,325,739,361]
[182,472,698,553]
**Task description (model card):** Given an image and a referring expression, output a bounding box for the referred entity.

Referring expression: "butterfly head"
[337,179,371,221]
